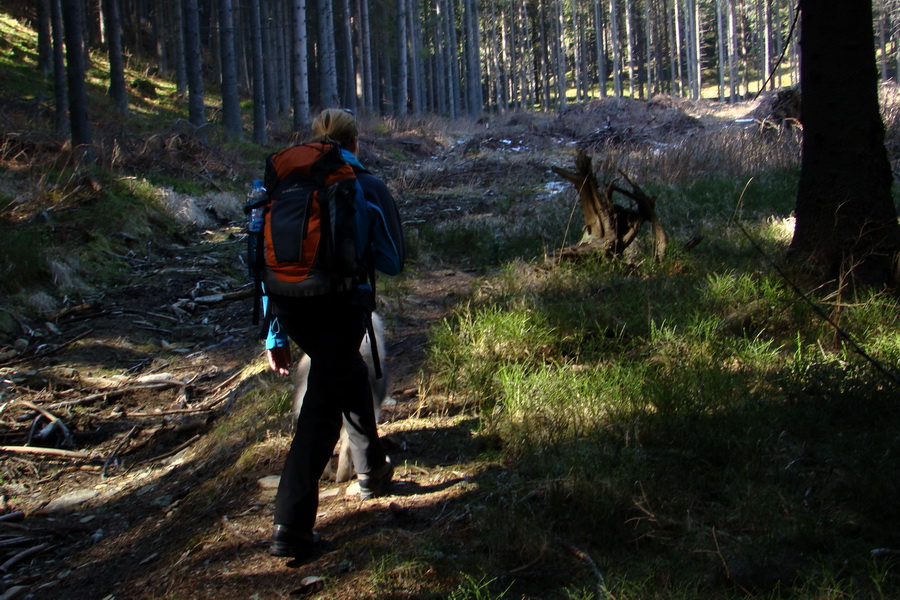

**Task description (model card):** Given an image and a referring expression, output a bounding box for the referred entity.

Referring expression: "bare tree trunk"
[292,0,310,129]
[594,0,607,97]
[446,0,460,118]
[434,0,449,113]
[396,0,409,114]
[610,0,621,96]
[464,0,482,115]
[250,0,267,143]
[790,0,900,286]
[716,0,726,101]
[219,0,242,141]
[623,0,635,97]
[340,0,358,111]
[182,0,206,128]
[555,0,567,107]
[409,0,424,113]
[104,0,128,115]
[38,0,53,75]
[62,0,93,154]
[274,0,291,116]
[50,0,68,135]
[319,0,340,107]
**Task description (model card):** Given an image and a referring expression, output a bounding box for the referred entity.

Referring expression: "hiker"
[263,108,405,560]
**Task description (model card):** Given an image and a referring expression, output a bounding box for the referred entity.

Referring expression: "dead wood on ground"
[551,150,668,260]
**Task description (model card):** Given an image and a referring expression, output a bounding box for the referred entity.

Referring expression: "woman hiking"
[263,108,405,561]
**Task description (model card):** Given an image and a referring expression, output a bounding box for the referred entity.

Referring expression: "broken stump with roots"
[552,150,668,260]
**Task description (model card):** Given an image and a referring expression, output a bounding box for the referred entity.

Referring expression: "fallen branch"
[46,380,185,411]
[0,329,93,368]
[0,512,24,523]
[192,287,253,305]
[0,446,91,460]
[0,542,51,572]
[134,434,201,466]
[0,536,34,548]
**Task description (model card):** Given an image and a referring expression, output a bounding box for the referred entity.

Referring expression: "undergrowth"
[422,132,900,598]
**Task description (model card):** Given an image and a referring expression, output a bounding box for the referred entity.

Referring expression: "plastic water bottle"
[246,179,266,279]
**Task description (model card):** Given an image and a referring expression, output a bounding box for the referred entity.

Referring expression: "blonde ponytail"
[311,109,358,148]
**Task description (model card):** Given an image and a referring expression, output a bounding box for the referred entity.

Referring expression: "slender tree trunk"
[318,0,340,107]
[172,0,188,95]
[464,0,482,115]
[38,0,53,76]
[274,0,290,116]
[446,0,460,118]
[396,0,409,114]
[624,0,635,98]
[104,0,128,115]
[250,0,267,143]
[538,0,551,109]
[260,0,277,119]
[409,0,424,113]
[360,0,374,112]
[672,0,684,95]
[716,0,726,100]
[555,0,567,107]
[434,0,449,113]
[594,0,607,97]
[292,0,310,129]
[219,0,242,141]
[182,0,206,128]
[610,0,622,96]
[61,0,92,153]
[340,0,358,111]
[50,0,68,135]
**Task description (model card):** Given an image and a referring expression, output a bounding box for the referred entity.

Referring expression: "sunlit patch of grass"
[422,165,900,595]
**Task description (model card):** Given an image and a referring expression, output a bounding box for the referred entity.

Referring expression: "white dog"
[292,313,388,483]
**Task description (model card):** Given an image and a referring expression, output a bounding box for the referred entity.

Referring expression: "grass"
[419,125,900,597]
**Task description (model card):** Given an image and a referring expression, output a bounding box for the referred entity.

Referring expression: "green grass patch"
[422,160,900,597]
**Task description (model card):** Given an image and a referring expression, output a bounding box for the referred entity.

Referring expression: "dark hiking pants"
[270,290,386,531]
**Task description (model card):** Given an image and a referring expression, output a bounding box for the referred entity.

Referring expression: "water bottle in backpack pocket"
[245,179,267,280]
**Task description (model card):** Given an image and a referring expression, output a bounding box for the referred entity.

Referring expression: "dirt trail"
[0,216,480,599]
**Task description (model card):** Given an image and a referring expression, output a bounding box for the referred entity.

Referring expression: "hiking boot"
[358,456,393,500]
[267,525,320,560]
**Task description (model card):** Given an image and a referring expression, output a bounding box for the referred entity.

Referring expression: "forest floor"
[0,96,771,600]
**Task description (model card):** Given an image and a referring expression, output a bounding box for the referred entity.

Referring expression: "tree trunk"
[318,0,340,107]
[292,0,311,129]
[464,0,482,115]
[340,0,358,111]
[62,0,93,153]
[396,0,409,114]
[104,0,128,115]
[172,0,188,95]
[182,0,206,128]
[219,0,242,141]
[250,0,267,143]
[50,0,68,135]
[360,0,374,112]
[610,0,621,96]
[790,0,900,286]
[260,0,277,119]
[38,0,53,76]
[594,0,607,98]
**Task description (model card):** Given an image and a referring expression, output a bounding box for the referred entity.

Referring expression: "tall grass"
[422,126,900,598]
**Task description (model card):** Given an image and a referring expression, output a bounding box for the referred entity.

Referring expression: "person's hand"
[267,346,291,376]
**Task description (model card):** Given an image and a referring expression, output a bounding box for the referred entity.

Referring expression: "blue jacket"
[265,149,405,350]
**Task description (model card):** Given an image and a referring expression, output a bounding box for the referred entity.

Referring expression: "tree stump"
[551,150,668,260]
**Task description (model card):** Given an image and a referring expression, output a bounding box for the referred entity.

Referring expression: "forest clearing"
[2,4,900,600]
